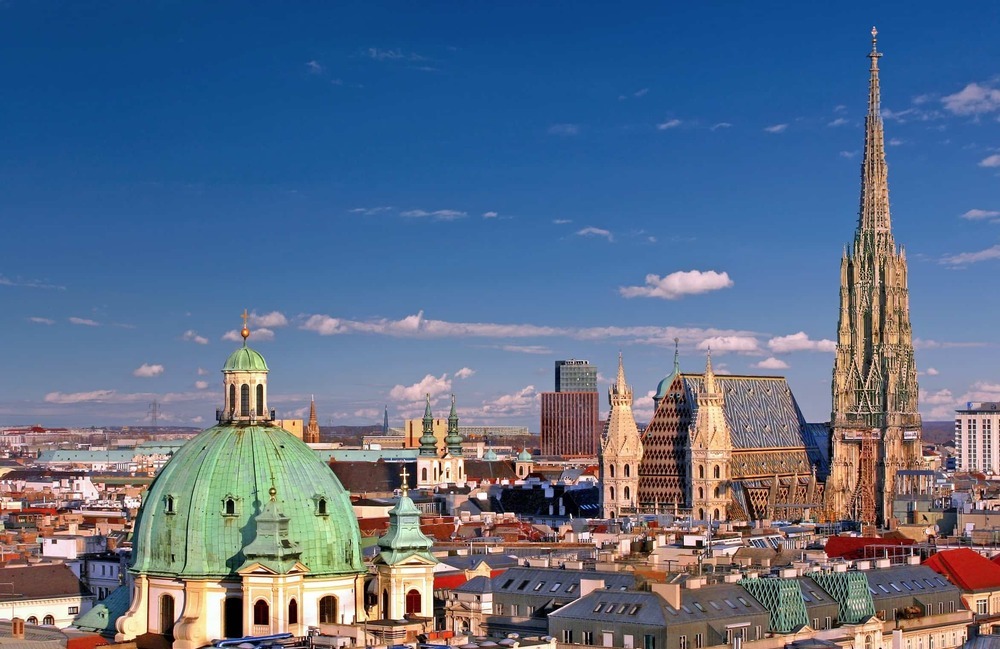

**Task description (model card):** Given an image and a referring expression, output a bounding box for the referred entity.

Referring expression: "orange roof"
[925,548,1000,591]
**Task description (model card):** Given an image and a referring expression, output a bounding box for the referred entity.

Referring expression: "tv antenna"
[147,399,161,428]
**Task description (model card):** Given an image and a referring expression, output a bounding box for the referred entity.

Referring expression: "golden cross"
[400,466,410,497]
[241,309,249,328]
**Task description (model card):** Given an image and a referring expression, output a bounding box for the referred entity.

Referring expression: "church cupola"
[444,395,463,457]
[220,310,272,424]
[418,395,438,457]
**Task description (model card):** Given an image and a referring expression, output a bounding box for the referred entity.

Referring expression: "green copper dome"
[129,423,362,578]
[517,448,533,462]
[223,346,270,372]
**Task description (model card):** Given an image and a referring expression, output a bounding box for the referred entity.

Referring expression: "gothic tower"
[827,28,922,527]
[599,353,643,519]
[687,352,731,522]
[304,396,320,443]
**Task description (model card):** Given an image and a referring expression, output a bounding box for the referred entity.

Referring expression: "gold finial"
[268,485,277,501]
[240,308,250,344]
[400,466,410,498]
[870,26,880,55]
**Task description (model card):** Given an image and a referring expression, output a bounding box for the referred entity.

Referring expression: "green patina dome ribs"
[223,346,270,372]
[129,422,362,578]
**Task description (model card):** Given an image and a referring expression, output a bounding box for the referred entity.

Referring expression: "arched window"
[256,384,264,416]
[165,495,175,514]
[698,465,705,479]
[241,384,250,416]
[42,615,54,626]
[713,508,720,521]
[865,636,874,649]
[421,467,428,482]
[714,486,721,498]
[288,599,298,625]
[698,487,704,500]
[405,589,422,616]
[698,509,704,520]
[382,590,390,620]
[253,600,269,626]
[319,596,338,624]
[624,464,631,478]
[229,384,236,413]
[610,486,615,501]
[610,464,615,478]
[713,465,721,480]
[317,497,327,516]
[160,594,175,636]
[27,617,37,625]
[224,497,236,516]
[624,486,631,501]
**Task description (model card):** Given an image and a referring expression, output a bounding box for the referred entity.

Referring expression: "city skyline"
[2,3,999,428]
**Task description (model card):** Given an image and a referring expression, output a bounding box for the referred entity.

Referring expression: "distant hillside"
[923,421,954,446]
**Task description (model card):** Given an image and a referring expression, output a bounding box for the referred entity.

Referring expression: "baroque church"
[635,29,922,525]
[113,321,437,648]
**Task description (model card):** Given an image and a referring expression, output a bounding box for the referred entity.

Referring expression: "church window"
[223,495,238,517]
[610,487,615,501]
[713,508,720,520]
[316,497,328,516]
[698,508,704,520]
[241,384,250,416]
[229,384,236,413]
[319,596,338,624]
[713,465,720,479]
[253,600,269,626]
[698,487,704,500]
[256,384,264,416]
[698,466,705,479]
[421,467,428,481]
[610,465,616,478]
[42,615,54,626]
[714,486,720,498]
[865,636,874,649]
[165,495,175,514]
[288,599,298,625]
[624,486,631,501]
[406,589,422,616]
[625,464,631,477]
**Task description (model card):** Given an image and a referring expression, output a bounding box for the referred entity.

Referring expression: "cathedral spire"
[858,26,892,238]
[703,348,718,394]
[304,395,320,443]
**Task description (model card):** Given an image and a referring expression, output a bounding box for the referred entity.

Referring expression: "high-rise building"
[955,402,1000,475]
[826,28,923,527]
[541,359,600,456]
[555,359,598,392]
[599,353,643,518]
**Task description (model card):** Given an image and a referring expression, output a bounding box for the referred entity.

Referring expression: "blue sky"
[2,2,999,429]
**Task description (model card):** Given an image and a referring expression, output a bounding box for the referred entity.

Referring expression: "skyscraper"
[541,359,599,456]
[826,28,922,527]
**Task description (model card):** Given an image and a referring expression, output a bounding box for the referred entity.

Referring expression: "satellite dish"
[934,524,940,534]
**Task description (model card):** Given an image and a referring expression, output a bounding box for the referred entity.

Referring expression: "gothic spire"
[673,337,680,374]
[304,394,320,443]
[419,394,437,456]
[858,26,892,239]
[703,348,718,394]
[615,351,627,390]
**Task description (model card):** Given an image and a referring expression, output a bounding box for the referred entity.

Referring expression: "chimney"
[686,576,705,590]
[651,583,682,610]
[580,578,605,598]
[875,558,891,569]
[855,560,871,571]
[11,618,24,639]
[907,555,921,566]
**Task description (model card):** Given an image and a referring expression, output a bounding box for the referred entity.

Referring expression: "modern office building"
[955,402,1000,474]
[555,359,598,392]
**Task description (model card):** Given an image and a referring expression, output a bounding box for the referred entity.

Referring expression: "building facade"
[955,402,1000,474]
[599,354,643,519]
[555,359,598,392]
[827,29,923,527]
[540,392,600,457]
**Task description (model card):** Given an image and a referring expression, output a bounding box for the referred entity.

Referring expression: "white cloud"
[250,311,288,328]
[961,209,1000,220]
[633,88,649,98]
[133,363,165,378]
[478,385,539,417]
[455,367,476,379]
[764,124,788,134]
[914,338,988,350]
[499,345,552,355]
[349,206,393,216]
[28,317,55,325]
[548,123,580,136]
[364,47,424,62]
[389,373,452,403]
[921,388,954,406]
[223,327,275,341]
[195,380,209,390]
[69,317,99,326]
[828,118,849,127]
[942,82,1000,116]
[711,122,732,131]
[888,138,905,146]
[182,330,209,345]
[576,227,613,242]
[44,390,117,404]
[941,244,1000,266]
[619,270,733,300]
[0,275,65,290]
[197,367,209,376]
[980,154,1000,168]
[400,209,467,221]
[767,332,836,353]
[44,389,210,405]
[926,367,940,376]
[482,211,498,219]
[553,219,572,225]
[306,60,323,74]
[754,357,789,370]
[696,336,760,354]
[657,119,682,130]
[839,150,859,159]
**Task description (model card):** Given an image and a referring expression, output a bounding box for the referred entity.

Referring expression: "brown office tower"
[541,392,600,457]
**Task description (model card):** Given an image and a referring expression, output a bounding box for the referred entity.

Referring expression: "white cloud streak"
[28,317,55,325]
[223,327,275,342]
[250,311,288,328]
[619,270,733,300]
[400,209,467,221]
[657,119,682,130]
[455,367,476,379]
[942,82,1000,116]
[389,373,452,403]
[754,357,789,370]
[764,124,788,134]
[961,209,1000,220]
[980,155,1000,168]
[133,363,165,378]
[576,227,614,242]
[182,330,209,345]
[767,332,836,353]
[941,245,1000,266]
[696,336,761,354]
[69,317,99,327]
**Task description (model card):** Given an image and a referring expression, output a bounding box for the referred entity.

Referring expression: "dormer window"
[313,494,329,516]
[165,495,176,515]
[222,494,240,517]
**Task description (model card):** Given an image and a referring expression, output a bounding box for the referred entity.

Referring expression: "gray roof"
[455,576,493,594]
[864,565,961,612]
[492,566,635,602]
[549,589,667,626]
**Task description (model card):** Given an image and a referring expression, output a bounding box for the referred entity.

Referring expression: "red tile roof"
[925,548,1000,592]
[824,536,915,560]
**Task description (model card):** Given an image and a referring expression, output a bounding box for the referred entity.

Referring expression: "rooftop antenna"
[147,399,160,428]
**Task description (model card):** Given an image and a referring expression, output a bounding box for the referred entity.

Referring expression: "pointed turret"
[419,394,438,457]
[703,348,718,395]
[445,394,463,456]
[857,26,892,241]
[609,352,632,407]
[304,395,320,443]
[600,353,643,519]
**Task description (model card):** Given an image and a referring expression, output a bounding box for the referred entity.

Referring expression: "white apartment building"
[956,402,1000,474]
